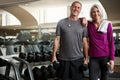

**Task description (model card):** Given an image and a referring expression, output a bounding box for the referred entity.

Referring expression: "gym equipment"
[13,57,34,80]
[17,30,32,41]
[19,52,26,59]
[26,52,34,63]
[5,39,18,55]
[40,66,50,80]
[0,74,14,80]
[0,58,21,80]
[47,64,56,78]
[34,52,43,62]
[52,61,60,78]
[32,67,42,80]
[24,68,31,80]
[81,64,88,71]
[42,52,51,61]
[53,61,60,71]
[0,58,9,66]
[39,41,50,45]
[14,40,30,45]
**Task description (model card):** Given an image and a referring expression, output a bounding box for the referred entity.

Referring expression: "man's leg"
[58,60,71,80]
[70,58,84,80]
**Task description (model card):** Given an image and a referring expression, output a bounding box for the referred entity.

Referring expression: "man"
[52,1,88,80]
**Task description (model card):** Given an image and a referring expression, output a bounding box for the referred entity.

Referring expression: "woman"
[87,4,115,80]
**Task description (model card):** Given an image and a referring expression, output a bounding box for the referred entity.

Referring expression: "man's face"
[70,3,81,17]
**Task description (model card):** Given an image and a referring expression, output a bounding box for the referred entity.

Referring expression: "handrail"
[13,57,34,80]
[0,58,21,80]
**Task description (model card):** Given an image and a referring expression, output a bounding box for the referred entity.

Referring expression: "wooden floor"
[83,57,120,80]
[115,57,120,66]
[84,78,120,80]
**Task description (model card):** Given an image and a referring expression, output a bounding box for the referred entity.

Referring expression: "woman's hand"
[109,60,114,72]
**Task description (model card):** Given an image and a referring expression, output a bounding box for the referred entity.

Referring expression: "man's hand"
[51,54,57,63]
[81,17,88,27]
[84,58,88,65]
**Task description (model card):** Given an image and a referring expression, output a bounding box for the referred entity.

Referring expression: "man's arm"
[51,36,60,62]
[83,37,88,64]
[80,17,88,27]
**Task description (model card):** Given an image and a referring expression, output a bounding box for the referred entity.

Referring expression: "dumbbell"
[0,74,15,80]
[19,52,26,60]
[32,67,42,80]
[42,52,51,61]
[40,66,50,80]
[46,51,52,60]
[24,68,30,80]
[34,52,43,62]
[81,64,88,71]
[0,58,10,67]
[26,52,34,63]
[52,61,60,78]
[4,76,15,80]
[47,64,56,78]
[53,61,60,70]
[19,52,34,63]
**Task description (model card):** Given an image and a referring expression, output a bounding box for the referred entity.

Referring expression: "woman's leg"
[89,58,100,80]
[99,57,109,80]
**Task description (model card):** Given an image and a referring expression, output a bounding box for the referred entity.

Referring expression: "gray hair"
[90,4,103,19]
[71,1,82,7]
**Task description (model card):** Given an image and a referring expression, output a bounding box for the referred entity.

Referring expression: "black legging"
[89,56,109,80]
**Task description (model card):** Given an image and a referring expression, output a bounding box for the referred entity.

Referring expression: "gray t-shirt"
[56,18,88,61]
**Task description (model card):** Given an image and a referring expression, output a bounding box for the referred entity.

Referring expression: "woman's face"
[91,6,102,20]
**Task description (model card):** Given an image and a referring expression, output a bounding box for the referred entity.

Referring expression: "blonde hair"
[90,4,103,19]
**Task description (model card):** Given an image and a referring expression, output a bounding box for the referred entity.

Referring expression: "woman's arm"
[107,22,115,71]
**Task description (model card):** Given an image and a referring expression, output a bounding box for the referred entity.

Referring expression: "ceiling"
[0,0,120,36]
[99,0,120,21]
[0,0,120,21]
[0,0,120,20]
[0,0,39,7]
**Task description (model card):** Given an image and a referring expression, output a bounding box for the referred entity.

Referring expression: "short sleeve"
[83,27,88,38]
[56,21,61,36]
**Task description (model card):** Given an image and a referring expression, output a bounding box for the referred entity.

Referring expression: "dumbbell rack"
[0,43,34,80]
[12,56,34,80]
[2,40,54,80]
[0,58,21,80]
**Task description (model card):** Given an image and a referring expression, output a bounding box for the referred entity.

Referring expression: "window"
[39,7,67,23]
[0,9,21,26]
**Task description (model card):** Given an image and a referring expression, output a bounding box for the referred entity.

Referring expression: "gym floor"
[83,57,120,80]
[0,57,120,80]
